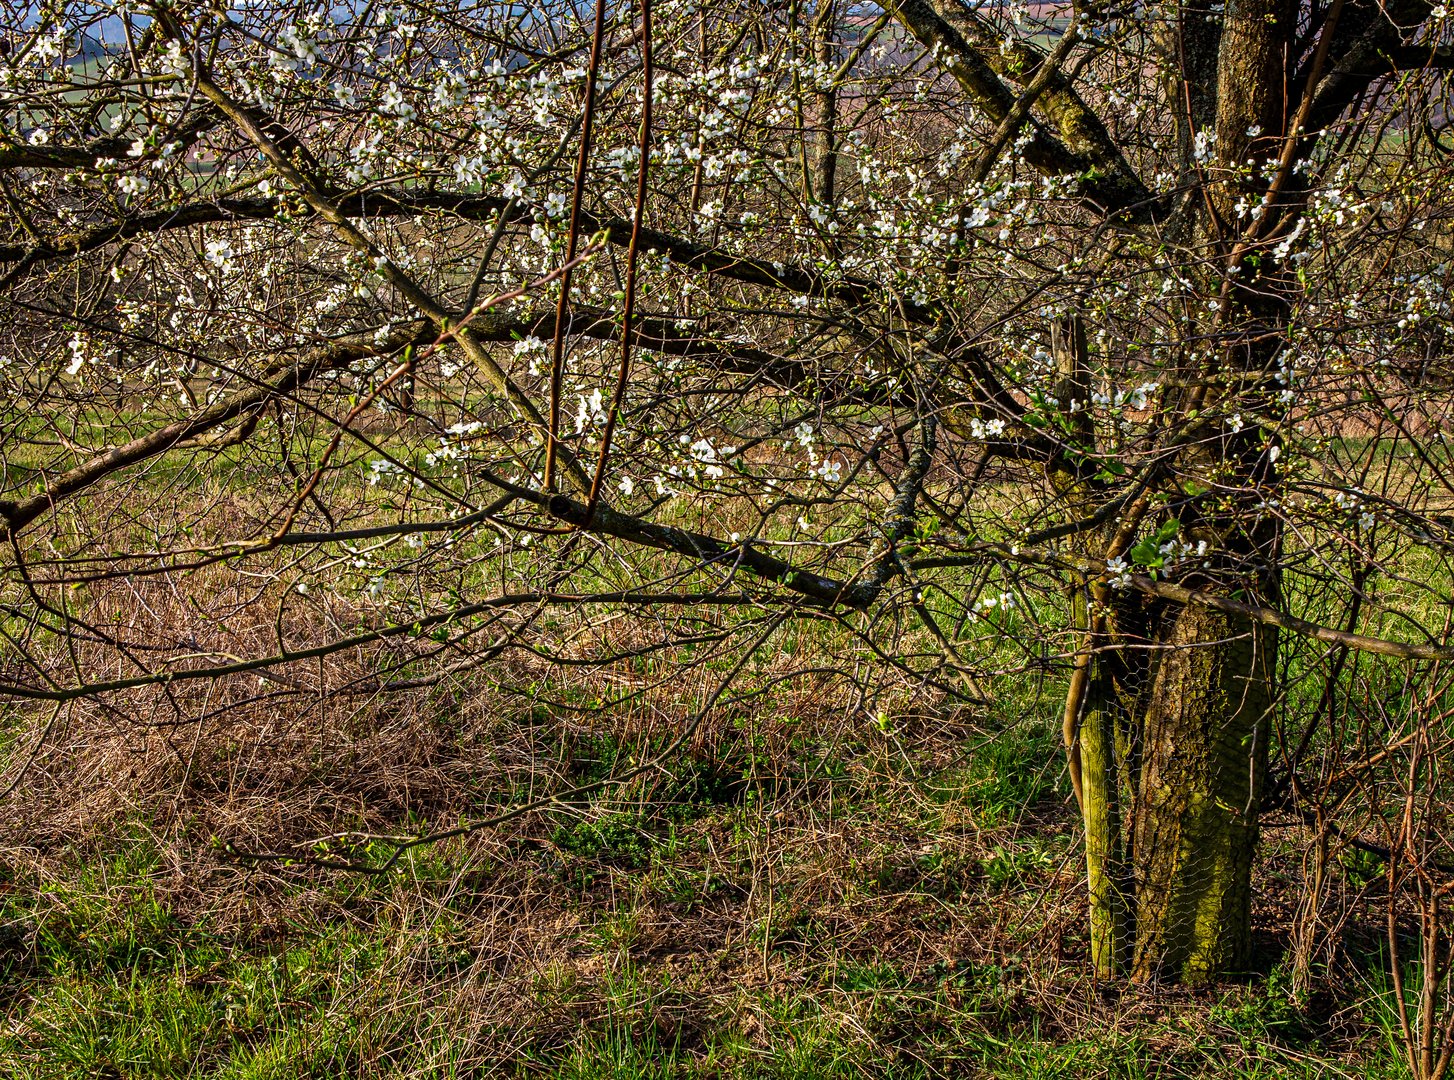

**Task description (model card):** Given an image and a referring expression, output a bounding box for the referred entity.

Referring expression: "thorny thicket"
[2,0,1454,1028]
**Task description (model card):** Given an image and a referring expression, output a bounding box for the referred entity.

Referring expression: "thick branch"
[1304,0,1443,131]
[534,489,876,610]
[0,299,899,541]
[0,113,216,171]
[1131,574,1454,663]
[884,0,1152,217]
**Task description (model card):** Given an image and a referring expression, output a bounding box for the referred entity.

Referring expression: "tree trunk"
[1076,583,1277,982]
[811,3,839,210]
[1078,600,1276,983]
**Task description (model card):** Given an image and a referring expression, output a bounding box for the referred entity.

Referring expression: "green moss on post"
[1082,678,1128,979]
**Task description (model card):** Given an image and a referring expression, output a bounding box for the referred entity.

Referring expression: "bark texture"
[1129,607,1276,982]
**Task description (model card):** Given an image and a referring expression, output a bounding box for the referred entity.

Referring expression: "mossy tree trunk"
[1075,593,1277,983]
[1077,599,1131,978]
[1128,606,1276,982]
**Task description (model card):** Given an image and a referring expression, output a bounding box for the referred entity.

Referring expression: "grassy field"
[0,412,1442,1078]
[0,663,1414,1078]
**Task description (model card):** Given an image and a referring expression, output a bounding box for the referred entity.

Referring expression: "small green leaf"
[1130,518,1180,568]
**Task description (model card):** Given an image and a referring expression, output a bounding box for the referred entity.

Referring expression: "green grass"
[0,749,1403,1080]
[1,841,405,1079]
[929,718,1065,827]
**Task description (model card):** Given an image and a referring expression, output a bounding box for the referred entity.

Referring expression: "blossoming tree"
[2,0,1454,986]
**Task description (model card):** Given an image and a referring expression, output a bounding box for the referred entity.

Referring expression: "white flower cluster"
[687,438,726,480]
[975,590,1016,615]
[424,421,485,471]
[204,238,237,275]
[366,458,413,486]
[1333,490,1378,532]
[274,25,321,71]
[1394,263,1451,332]
[510,336,550,377]
[1106,556,1133,589]
[576,388,607,434]
[1089,382,1161,413]
[1160,538,1209,568]
[1307,186,1368,228]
